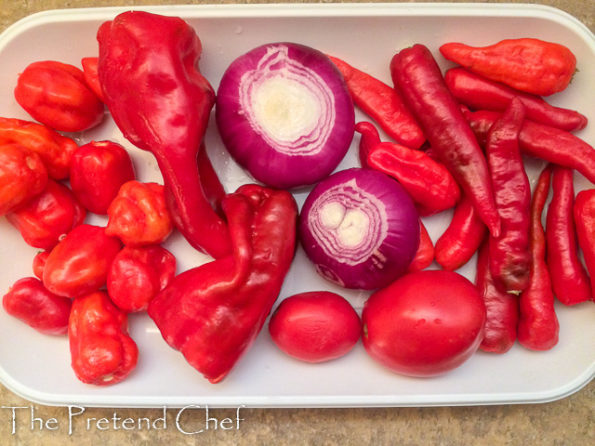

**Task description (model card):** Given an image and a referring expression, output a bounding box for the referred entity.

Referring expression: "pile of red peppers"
[1,10,594,387]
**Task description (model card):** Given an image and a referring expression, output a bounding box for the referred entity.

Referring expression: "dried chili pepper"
[518,165,559,351]
[475,241,518,354]
[444,67,587,132]
[546,166,591,305]
[434,195,487,271]
[574,189,595,299]
[69,291,138,385]
[465,109,595,184]
[440,38,576,96]
[328,55,425,149]
[407,219,434,272]
[148,184,297,383]
[390,44,500,237]
[485,98,531,294]
[98,11,231,258]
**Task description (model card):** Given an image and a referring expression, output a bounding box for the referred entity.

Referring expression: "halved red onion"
[299,168,420,290]
[216,42,355,189]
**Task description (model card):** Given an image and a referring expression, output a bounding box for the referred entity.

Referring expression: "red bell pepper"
[148,184,297,383]
[574,189,595,300]
[97,11,231,258]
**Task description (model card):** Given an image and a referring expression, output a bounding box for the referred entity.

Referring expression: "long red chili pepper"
[546,166,591,305]
[574,189,595,300]
[518,165,559,351]
[390,44,500,237]
[328,55,425,149]
[434,195,487,271]
[475,241,518,354]
[465,109,595,184]
[407,219,434,272]
[485,98,531,294]
[444,67,587,132]
[197,143,226,214]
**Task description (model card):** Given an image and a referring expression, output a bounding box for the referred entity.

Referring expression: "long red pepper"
[465,109,595,184]
[518,165,559,351]
[444,67,587,132]
[574,189,595,300]
[407,219,434,272]
[328,55,425,149]
[485,98,531,293]
[197,143,226,214]
[475,241,518,354]
[546,166,591,305]
[390,44,500,237]
[434,195,487,271]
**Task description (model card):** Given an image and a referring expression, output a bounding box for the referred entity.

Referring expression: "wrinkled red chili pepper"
[485,98,531,294]
[97,11,231,258]
[574,189,595,300]
[0,143,47,216]
[107,245,176,313]
[43,224,121,298]
[14,60,104,132]
[197,143,226,215]
[328,55,425,149]
[148,184,297,383]
[444,67,587,132]
[518,165,559,351]
[546,166,591,305]
[69,140,135,215]
[465,109,595,184]
[356,121,460,216]
[407,219,434,272]
[390,44,500,237]
[32,250,50,280]
[475,241,518,354]
[69,291,138,385]
[0,117,78,180]
[434,195,487,271]
[6,179,86,250]
[439,38,576,96]
[81,57,105,102]
[3,277,72,336]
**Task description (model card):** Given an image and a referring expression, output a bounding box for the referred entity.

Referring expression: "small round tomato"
[362,270,486,377]
[268,291,361,363]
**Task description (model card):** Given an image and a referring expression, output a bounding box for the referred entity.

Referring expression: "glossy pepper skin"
[328,55,425,149]
[97,11,231,259]
[390,44,500,237]
[546,167,591,305]
[80,57,105,102]
[574,189,595,300]
[475,242,518,354]
[69,291,138,385]
[518,165,559,351]
[0,117,78,180]
[106,181,172,246]
[32,250,50,280]
[435,195,487,271]
[148,184,297,383]
[439,38,576,96]
[356,121,460,216]
[6,180,86,250]
[3,277,72,336]
[407,219,434,272]
[14,60,104,132]
[465,109,595,185]
[444,67,587,132]
[485,99,531,293]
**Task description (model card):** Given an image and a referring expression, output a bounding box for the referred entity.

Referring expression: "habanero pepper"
[97,11,231,259]
[485,98,531,294]
[328,55,425,149]
[518,165,559,351]
[464,109,595,184]
[439,38,576,96]
[390,44,500,237]
[444,67,587,132]
[148,184,297,383]
[574,189,595,300]
[546,167,591,305]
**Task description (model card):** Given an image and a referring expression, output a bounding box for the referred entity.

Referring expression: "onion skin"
[216,42,355,189]
[299,168,420,290]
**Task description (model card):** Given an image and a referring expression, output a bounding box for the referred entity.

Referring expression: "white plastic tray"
[0,3,593,408]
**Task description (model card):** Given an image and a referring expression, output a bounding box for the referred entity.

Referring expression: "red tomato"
[69,140,135,214]
[268,291,361,363]
[362,270,486,377]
